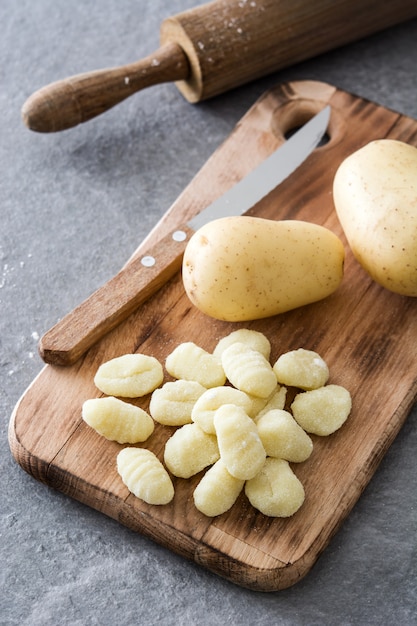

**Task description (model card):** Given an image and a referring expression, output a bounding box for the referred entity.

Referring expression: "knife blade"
[39,105,330,366]
[189,106,330,230]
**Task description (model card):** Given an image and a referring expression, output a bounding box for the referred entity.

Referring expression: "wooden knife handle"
[22,43,189,132]
[39,225,194,366]
[22,0,417,132]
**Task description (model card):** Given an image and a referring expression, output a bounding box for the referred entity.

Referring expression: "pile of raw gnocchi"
[82,329,352,518]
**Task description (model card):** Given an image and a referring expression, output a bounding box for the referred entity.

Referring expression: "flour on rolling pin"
[22,0,417,132]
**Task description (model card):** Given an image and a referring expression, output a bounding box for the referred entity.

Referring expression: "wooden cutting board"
[9,81,417,592]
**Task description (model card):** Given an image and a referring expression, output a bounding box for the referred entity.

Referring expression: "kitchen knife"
[39,105,330,366]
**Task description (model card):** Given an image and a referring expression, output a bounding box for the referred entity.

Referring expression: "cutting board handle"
[22,0,417,132]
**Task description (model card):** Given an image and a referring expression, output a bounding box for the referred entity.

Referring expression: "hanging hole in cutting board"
[285,125,330,147]
[271,100,332,147]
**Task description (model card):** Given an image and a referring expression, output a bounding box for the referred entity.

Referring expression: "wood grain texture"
[161,0,417,102]
[21,42,189,132]
[9,81,417,591]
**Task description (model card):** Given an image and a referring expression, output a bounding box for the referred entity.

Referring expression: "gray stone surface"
[1,1,416,625]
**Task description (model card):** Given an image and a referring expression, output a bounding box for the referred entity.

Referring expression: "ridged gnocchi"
[245,458,305,517]
[213,404,266,480]
[273,348,329,390]
[149,380,206,426]
[221,342,277,399]
[191,385,253,434]
[164,423,220,478]
[94,353,163,398]
[165,342,226,388]
[193,459,244,517]
[256,409,313,462]
[117,447,174,505]
[253,385,287,421]
[213,328,271,360]
[291,384,352,436]
[82,396,154,443]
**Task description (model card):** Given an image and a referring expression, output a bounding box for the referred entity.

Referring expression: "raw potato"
[193,459,245,517]
[221,342,277,399]
[213,329,271,360]
[245,458,305,517]
[94,353,163,398]
[291,384,352,436]
[82,396,154,443]
[117,448,174,505]
[149,380,206,426]
[214,404,266,480]
[191,385,253,434]
[164,423,220,478]
[333,139,417,296]
[182,216,345,321]
[256,409,313,462]
[273,348,329,390]
[165,342,226,388]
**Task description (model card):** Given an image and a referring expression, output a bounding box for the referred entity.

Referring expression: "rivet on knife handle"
[21,43,189,133]
[39,226,193,366]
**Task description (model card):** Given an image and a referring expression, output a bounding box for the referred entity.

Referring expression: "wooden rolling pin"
[22,0,417,132]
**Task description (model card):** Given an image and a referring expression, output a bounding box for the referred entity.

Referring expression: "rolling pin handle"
[21,42,189,133]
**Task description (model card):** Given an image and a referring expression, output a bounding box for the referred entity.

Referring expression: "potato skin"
[182,216,344,321]
[333,139,417,296]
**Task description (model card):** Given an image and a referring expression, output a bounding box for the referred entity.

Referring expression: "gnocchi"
[191,385,253,434]
[163,423,220,478]
[94,353,163,398]
[221,342,277,399]
[213,404,266,480]
[117,447,174,505]
[193,459,244,517]
[82,396,154,443]
[245,458,305,517]
[253,385,287,421]
[213,328,271,360]
[273,348,329,390]
[149,379,206,426]
[256,409,313,462]
[291,384,352,435]
[165,342,226,388]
